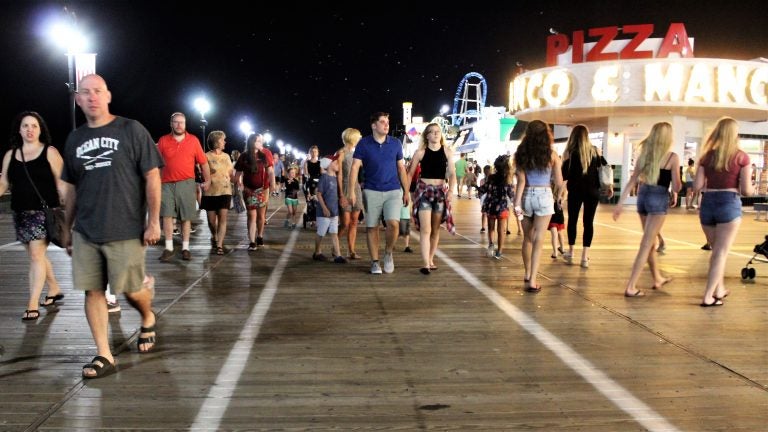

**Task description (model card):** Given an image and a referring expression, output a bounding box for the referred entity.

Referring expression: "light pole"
[193,97,210,150]
[50,7,88,131]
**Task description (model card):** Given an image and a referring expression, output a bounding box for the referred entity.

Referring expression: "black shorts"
[201,195,232,211]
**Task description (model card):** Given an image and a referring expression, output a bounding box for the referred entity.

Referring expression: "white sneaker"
[486,243,495,258]
[382,252,394,273]
[563,252,573,264]
[371,261,383,275]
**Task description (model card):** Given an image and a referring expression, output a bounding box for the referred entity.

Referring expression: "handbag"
[18,147,66,247]
[598,164,614,189]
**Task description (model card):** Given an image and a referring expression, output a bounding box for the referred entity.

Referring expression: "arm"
[336,149,346,207]
[199,162,212,192]
[62,182,76,254]
[406,149,424,193]
[612,169,641,221]
[0,150,12,197]
[397,158,409,206]
[551,155,564,201]
[693,165,706,196]
[348,158,361,206]
[46,147,66,206]
[740,162,754,196]
[669,153,682,207]
[317,189,330,217]
[444,147,456,202]
[144,167,162,246]
[513,170,525,209]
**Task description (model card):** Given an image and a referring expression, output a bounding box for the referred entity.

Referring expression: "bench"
[755,202,768,221]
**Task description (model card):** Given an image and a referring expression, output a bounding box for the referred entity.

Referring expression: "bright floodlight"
[239,120,252,135]
[263,132,273,144]
[440,104,450,115]
[50,23,87,54]
[285,144,292,153]
[194,97,210,117]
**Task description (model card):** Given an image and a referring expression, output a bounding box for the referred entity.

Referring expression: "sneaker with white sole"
[370,261,383,275]
[563,252,573,264]
[382,252,394,273]
[486,243,495,258]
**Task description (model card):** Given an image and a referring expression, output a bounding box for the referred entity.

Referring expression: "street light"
[440,104,450,115]
[193,97,210,149]
[239,120,253,152]
[263,132,273,148]
[49,7,88,131]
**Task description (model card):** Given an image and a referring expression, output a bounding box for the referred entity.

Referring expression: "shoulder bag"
[18,147,66,247]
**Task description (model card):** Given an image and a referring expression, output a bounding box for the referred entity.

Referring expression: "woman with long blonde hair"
[613,122,681,297]
[694,117,753,306]
[337,128,364,259]
[561,124,613,267]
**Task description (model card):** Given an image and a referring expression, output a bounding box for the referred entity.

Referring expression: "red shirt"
[235,147,274,189]
[157,133,207,183]
[700,150,749,189]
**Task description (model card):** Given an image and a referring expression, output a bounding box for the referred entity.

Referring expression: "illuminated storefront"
[510,23,768,198]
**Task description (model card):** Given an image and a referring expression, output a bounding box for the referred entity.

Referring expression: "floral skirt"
[13,210,47,244]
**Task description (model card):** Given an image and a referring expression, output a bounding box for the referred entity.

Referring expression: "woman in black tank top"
[406,123,457,273]
[0,111,64,321]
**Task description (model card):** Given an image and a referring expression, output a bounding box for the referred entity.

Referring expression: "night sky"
[1,1,766,156]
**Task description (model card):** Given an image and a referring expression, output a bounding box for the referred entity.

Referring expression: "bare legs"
[25,239,61,313]
[340,210,360,256]
[366,220,397,262]
[624,214,669,296]
[206,208,229,249]
[521,214,551,289]
[417,209,442,269]
[701,219,741,304]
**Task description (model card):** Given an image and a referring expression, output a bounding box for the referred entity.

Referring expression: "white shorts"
[316,216,339,236]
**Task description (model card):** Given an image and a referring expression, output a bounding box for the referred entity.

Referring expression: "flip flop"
[22,309,40,321]
[624,290,645,297]
[700,298,724,307]
[40,293,64,306]
[419,267,430,275]
[82,355,117,379]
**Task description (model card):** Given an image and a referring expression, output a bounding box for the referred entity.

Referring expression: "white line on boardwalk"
[436,249,682,432]
[190,228,299,431]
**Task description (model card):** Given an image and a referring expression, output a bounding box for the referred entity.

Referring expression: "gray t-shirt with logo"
[62,116,164,243]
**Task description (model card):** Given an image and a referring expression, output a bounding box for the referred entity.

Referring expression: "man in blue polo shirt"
[348,112,410,274]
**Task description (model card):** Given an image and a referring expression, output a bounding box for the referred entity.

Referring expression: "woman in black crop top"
[406,123,457,273]
[0,111,65,320]
[612,122,681,297]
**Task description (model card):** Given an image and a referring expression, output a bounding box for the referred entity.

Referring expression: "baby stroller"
[741,235,768,280]
[302,179,319,229]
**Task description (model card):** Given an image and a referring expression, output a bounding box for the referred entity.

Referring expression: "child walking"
[481,155,515,259]
[549,196,565,259]
[283,166,300,228]
[312,155,347,263]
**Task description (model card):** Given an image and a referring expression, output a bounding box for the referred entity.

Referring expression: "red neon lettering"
[620,24,654,59]
[658,22,694,58]
[571,30,584,64]
[546,34,569,67]
[586,26,619,62]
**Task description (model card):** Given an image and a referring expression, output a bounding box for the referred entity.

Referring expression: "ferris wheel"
[450,72,488,127]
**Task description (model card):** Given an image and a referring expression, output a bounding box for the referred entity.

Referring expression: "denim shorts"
[699,191,742,225]
[636,184,669,215]
[522,187,554,217]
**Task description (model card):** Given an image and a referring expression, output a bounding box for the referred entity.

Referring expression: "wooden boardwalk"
[0,194,766,431]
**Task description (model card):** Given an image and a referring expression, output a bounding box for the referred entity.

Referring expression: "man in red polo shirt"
[157,112,210,261]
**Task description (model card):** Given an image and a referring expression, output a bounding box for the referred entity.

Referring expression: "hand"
[607,187,614,199]
[144,220,161,246]
[612,207,622,221]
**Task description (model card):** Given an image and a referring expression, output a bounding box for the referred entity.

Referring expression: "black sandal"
[22,309,40,321]
[138,324,157,353]
[82,355,117,379]
[40,293,64,306]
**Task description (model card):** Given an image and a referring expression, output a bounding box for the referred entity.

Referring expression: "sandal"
[22,309,40,321]
[216,247,224,255]
[82,355,117,379]
[40,293,64,306]
[138,313,157,353]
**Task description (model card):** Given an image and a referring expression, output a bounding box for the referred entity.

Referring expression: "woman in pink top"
[694,117,753,307]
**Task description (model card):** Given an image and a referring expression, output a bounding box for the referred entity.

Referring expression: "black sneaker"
[248,242,257,251]
[256,237,264,246]
[404,246,413,253]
